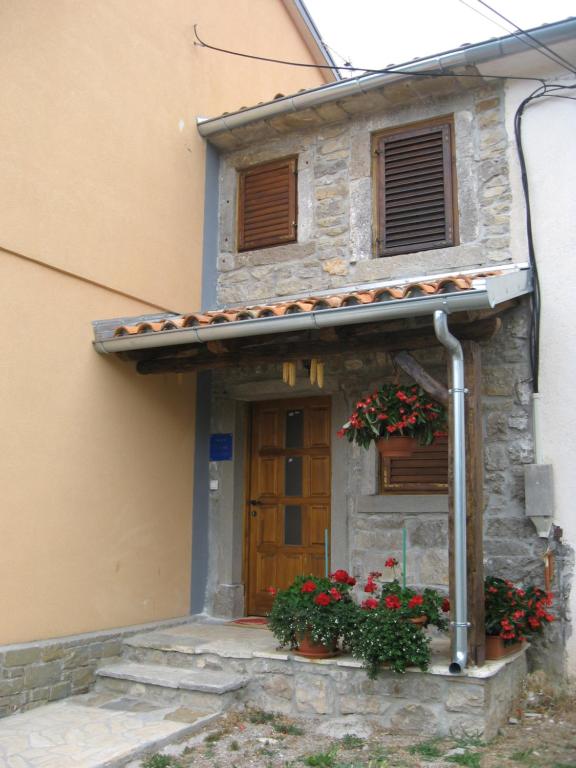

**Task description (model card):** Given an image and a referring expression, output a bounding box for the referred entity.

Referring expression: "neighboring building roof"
[93,264,532,354]
[283,0,341,82]
[197,17,576,142]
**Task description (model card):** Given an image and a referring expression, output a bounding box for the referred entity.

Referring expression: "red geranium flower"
[385,595,401,609]
[331,569,349,583]
[301,580,317,593]
[385,557,398,568]
[441,598,450,612]
[329,588,342,601]
[408,594,424,609]
[347,576,357,586]
[266,586,277,597]
[314,592,331,607]
[361,598,378,610]
[364,580,378,593]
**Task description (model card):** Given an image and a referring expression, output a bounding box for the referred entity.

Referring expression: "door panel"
[246,397,331,615]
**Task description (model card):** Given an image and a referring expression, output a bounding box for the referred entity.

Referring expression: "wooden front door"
[246,397,331,615]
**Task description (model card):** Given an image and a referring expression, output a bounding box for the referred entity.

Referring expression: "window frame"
[237,156,298,252]
[372,116,458,257]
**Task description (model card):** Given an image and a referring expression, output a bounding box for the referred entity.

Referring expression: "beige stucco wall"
[0,0,327,644]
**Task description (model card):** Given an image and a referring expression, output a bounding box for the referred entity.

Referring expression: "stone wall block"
[485,444,509,471]
[295,673,334,714]
[4,648,41,667]
[418,549,449,586]
[350,177,372,262]
[390,703,439,733]
[24,661,62,689]
[49,682,72,702]
[407,518,448,548]
[318,135,350,156]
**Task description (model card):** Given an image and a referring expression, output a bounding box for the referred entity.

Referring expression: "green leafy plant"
[485,576,554,644]
[340,734,365,750]
[247,708,277,724]
[302,747,338,767]
[446,752,481,767]
[268,571,357,648]
[344,606,431,677]
[408,739,443,758]
[273,721,305,735]
[362,558,450,629]
[338,383,447,450]
[142,756,182,768]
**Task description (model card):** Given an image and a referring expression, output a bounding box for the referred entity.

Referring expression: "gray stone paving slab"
[97,662,248,692]
[0,695,217,768]
[126,623,276,658]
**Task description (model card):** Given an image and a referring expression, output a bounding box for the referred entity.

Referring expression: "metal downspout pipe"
[433,310,468,673]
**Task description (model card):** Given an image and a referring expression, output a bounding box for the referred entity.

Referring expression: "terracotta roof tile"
[111,271,497,338]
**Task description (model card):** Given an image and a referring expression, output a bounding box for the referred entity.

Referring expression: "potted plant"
[484,576,554,659]
[267,571,357,658]
[343,559,450,677]
[337,383,447,457]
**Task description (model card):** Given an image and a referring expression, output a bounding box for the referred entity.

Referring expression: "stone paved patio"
[0,691,217,768]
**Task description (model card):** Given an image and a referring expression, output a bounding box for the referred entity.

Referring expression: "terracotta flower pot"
[376,436,417,458]
[409,615,428,627]
[294,632,339,659]
[485,634,523,660]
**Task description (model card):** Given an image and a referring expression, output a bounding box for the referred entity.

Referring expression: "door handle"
[249,499,263,506]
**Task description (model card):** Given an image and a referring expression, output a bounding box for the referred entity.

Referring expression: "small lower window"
[380,436,448,494]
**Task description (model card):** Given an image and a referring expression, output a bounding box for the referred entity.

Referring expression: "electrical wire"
[472,0,576,75]
[513,82,576,392]
[192,25,547,84]
[459,0,576,73]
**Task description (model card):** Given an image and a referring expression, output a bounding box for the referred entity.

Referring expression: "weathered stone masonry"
[208,74,571,667]
[217,84,513,305]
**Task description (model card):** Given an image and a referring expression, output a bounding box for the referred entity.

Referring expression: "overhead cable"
[472,0,576,75]
[192,25,547,84]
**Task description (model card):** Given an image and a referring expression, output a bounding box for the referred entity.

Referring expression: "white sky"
[305,0,576,73]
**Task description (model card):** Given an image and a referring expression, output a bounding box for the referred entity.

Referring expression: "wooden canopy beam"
[135,316,502,375]
[392,351,449,406]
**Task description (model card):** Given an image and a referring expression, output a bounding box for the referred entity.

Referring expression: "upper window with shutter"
[237,157,297,252]
[375,118,457,257]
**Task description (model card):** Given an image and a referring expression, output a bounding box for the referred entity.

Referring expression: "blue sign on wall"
[210,433,233,461]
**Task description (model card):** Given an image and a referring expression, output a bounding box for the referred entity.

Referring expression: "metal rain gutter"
[93,269,531,355]
[196,19,576,139]
[434,310,468,673]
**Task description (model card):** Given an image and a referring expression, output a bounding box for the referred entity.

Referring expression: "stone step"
[123,643,252,675]
[95,662,248,713]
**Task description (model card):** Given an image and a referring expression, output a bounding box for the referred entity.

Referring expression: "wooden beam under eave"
[134,316,502,375]
[447,340,485,668]
[392,351,449,406]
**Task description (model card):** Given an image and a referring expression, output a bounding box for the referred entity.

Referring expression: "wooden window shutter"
[238,157,297,251]
[376,121,456,256]
[380,436,448,494]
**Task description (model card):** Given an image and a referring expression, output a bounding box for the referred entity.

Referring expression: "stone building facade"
[203,72,571,672]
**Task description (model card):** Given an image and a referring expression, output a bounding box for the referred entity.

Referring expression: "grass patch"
[408,739,443,759]
[340,734,365,750]
[229,739,241,751]
[142,756,182,768]
[446,752,482,767]
[248,708,277,725]
[273,721,305,735]
[204,730,224,744]
[511,748,536,764]
[451,731,485,749]
[302,747,339,767]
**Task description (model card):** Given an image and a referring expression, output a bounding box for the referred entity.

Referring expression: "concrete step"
[96,662,248,713]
